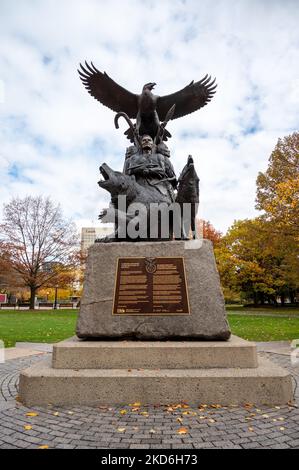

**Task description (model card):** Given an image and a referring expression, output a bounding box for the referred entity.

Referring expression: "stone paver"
[0,351,298,449]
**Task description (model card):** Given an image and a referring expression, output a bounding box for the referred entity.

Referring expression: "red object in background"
[0,294,7,303]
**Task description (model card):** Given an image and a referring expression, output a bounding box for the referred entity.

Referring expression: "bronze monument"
[78,62,216,241]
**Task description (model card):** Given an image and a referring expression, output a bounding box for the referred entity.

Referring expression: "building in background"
[81,227,112,253]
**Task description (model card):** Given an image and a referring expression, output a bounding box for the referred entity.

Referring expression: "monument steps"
[19,336,293,406]
[52,336,258,369]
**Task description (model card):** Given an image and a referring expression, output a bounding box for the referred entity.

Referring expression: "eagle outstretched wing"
[157,75,217,121]
[78,62,138,119]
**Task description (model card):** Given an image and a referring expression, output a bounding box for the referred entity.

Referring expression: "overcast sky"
[0,0,298,233]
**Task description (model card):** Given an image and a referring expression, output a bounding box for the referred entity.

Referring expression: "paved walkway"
[0,345,298,449]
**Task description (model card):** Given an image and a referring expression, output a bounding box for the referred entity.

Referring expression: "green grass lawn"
[226,305,299,315]
[228,314,299,342]
[0,308,299,347]
[0,309,78,347]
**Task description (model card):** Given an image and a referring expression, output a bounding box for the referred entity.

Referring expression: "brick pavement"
[0,352,298,449]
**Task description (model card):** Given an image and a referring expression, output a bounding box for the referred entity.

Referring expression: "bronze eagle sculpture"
[78,61,217,143]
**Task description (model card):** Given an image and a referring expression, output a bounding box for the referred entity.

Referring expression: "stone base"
[76,240,231,340]
[52,335,258,369]
[19,336,293,406]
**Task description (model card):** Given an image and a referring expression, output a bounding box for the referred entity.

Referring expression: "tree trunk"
[289,291,295,304]
[280,293,285,306]
[30,286,36,310]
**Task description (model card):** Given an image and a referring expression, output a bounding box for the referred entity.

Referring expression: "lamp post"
[54,285,58,310]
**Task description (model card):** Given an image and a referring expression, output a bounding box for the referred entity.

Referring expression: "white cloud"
[0,0,298,233]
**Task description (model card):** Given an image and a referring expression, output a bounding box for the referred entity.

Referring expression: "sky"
[0,0,298,233]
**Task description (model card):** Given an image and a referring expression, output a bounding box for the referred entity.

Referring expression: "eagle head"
[142,82,156,92]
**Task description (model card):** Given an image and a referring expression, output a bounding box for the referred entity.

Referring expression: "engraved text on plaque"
[113,257,190,315]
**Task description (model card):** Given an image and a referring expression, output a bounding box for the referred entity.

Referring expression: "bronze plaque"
[113,257,190,315]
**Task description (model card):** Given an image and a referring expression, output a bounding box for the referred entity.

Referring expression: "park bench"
[38,302,54,309]
[58,303,74,308]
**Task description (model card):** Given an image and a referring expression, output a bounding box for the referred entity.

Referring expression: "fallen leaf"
[130,402,141,407]
[68,411,74,415]
[53,412,59,416]
[24,425,32,430]
[181,404,190,409]
[140,411,149,416]
[117,427,126,433]
[273,419,277,422]
[208,419,216,423]
[279,427,285,431]
[132,407,140,412]
[26,412,38,417]
[244,403,254,408]
[278,417,284,421]
[149,429,156,434]
[182,411,190,415]
[199,416,206,420]
[128,369,132,372]
[262,414,269,418]
[38,445,49,449]
[248,427,254,432]
[177,418,183,424]
[120,410,127,415]
[177,427,188,435]
[275,406,281,410]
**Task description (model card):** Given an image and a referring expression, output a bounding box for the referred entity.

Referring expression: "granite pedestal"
[19,240,293,406]
[76,240,231,340]
[19,336,293,406]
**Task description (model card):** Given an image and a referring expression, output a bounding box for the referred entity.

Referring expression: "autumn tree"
[215,215,299,305]
[0,196,79,309]
[196,219,222,246]
[256,132,299,301]
[0,244,25,296]
[256,132,299,232]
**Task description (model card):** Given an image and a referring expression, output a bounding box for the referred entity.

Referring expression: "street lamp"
[54,285,58,309]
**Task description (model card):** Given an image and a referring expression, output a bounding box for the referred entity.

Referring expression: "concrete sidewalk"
[4,343,53,361]
[256,340,296,356]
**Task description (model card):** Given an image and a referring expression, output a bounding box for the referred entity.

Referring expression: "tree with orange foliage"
[0,196,79,309]
[195,219,222,246]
